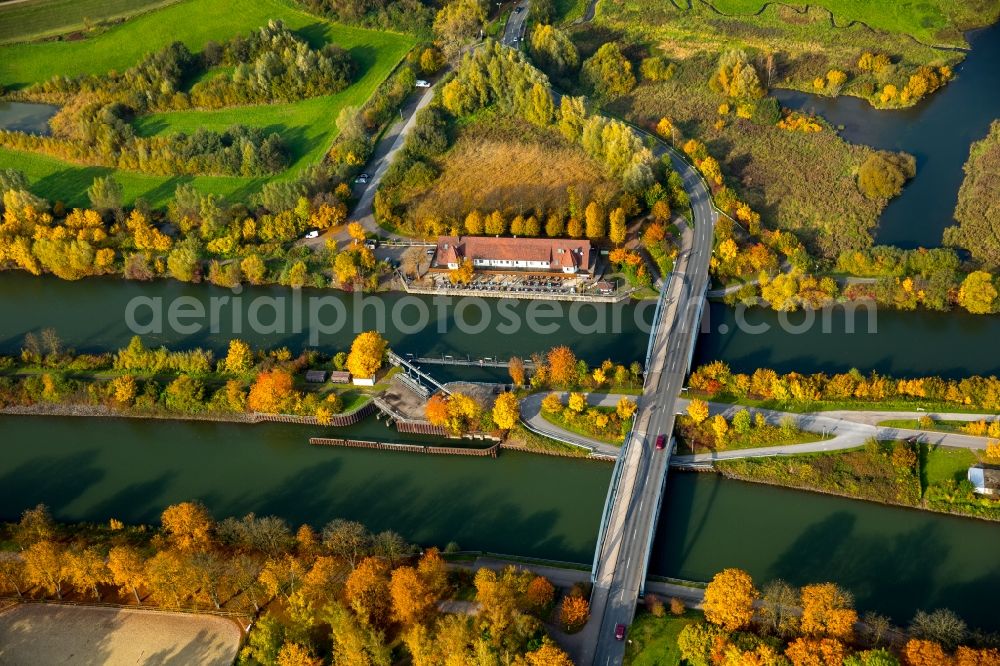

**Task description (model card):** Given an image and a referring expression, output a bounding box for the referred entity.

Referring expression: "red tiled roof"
[436,236,591,271]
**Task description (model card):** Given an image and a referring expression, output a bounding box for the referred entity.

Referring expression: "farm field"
[0,0,179,44]
[0,0,415,207]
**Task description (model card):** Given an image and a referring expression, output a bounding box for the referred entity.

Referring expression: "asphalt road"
[585,145,717,666]
[502,1,530,46]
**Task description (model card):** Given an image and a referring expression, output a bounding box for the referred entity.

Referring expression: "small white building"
[968,465,1000,495]
[435,236,592,275]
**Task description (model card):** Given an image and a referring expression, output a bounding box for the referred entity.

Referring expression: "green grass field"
[624,610,702,666]
[0,0,180,45]
[921,444,979,490]
[0,0,415,207]
[708,0,998,45]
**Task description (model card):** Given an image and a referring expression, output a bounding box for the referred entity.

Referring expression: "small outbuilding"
[305,370,327,383]
[329,370,351,384]
[968,464,1000,495]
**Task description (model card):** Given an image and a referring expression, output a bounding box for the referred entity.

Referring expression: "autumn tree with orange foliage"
[560,594,590,631]
[800,583,857,641]
[785,637,847,666]
[344,556,390,627]
[703,567,757,631]
[547,346,577,387]
[904,639,951,666]
[525,576,555,612]
[390,565,437,625]
[508,356,526,387]
[248,369,295,413]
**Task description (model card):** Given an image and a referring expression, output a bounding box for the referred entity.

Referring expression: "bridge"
[346,5,717,662]
[386,350,453,396]
[583,139,715,665]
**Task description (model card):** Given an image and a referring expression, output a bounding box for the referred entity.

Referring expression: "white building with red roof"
[433,236,593,275]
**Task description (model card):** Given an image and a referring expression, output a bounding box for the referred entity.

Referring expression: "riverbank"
[713,442,1000,522]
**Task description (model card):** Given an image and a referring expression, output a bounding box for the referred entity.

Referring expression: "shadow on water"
[0,450,105,514]
[651,473,1000,631]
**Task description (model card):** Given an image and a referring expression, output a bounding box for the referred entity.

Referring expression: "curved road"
[523,392,996,464]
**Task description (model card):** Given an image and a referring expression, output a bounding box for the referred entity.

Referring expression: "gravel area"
[0,604,242,665]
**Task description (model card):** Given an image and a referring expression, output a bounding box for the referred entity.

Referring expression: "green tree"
[433,0,486,55]
[858,152,916,199]
[529,24,579,77]
[581,43,636,98]
[87,175,123,213]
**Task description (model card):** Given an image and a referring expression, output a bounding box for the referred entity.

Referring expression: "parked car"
[304,230,319,239]
[415,80,431,88]
[514,5,523,11]
[354,173,369,184]
[425,248,436,256]
[615,623,626,641]
[363,239,378,250]
[655,434,667,450]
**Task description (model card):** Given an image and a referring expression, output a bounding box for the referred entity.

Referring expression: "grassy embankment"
[717,441,1000,520]
[708,393,1000,416]
[540,405,627,446]
[0,0,415,207]
[404,114,622,227]
[587,0,993,256]
[624,610,703,666]
[944,120,1000,268]
[676,419,822,454]
[0,0,179,44]
[878,418,993,434]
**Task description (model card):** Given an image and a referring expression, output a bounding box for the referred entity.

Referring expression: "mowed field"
[0,0,180,44]
[0,0,415,207]
[707,0,1000,46]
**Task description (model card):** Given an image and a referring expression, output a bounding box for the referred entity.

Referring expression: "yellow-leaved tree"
[492,392,520,431]
[703,567,757,631]
[687,398,710,424]
[346,331,387,380]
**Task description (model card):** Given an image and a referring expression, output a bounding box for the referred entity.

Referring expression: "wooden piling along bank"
[309,437,500,458]
[252,402,374,427]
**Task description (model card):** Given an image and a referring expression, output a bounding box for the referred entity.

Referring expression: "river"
[1,414,997,629]
[4,273,1000,379]
[696,301,1000,378]
[774,23,1000,248]
[0,272,655,366]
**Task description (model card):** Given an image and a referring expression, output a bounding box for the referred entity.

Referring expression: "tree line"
[677,567,999,665]
[8,21,358,178]
[0,331,398,424]
[0,502,576,665]
[689,361,1000,412]
[0,168,399,291]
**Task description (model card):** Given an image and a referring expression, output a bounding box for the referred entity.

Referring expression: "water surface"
[774,23,1000,247]
[653,473,1000,630]
[0,101,58,135]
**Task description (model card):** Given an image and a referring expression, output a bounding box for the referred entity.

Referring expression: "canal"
[1,413,997,630]
[775,22,1000,248]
